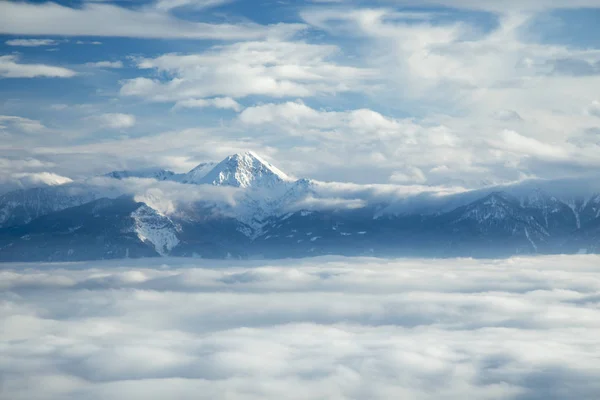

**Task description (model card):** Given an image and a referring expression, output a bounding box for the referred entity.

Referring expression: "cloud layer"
[121,41,372,102]
[2,256,600,399]
[0,1,303,40]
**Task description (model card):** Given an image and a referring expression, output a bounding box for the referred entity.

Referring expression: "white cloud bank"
[121,41,374,102]
[0,55,76,78]
[0,1,304,40]
[2,256,600,400]
[5,38,60,47]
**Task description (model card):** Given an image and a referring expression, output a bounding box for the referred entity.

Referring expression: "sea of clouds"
[2,255,600,399]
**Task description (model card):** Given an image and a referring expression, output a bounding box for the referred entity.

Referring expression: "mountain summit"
[102,151,292,189]
[199,151,292,189]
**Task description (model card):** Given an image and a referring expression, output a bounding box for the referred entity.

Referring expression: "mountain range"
[1,151,599,262]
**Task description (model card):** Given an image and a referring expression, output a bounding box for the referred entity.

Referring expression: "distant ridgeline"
[1,152,599,261]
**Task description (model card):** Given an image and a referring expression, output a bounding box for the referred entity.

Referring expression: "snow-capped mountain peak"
[199,151,293,189]
[102,152,291,190]
[177,162,216,184]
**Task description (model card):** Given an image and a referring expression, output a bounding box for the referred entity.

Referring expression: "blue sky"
[1,0,600,190]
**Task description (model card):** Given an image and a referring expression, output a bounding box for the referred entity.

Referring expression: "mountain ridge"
[1,151,600,261]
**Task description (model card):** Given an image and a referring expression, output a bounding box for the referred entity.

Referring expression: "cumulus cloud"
[0,1,304,40]
[293,7,600,183]
[5,38,60,47]
[490,130,569,160]
[91,113,137,129]
[239,101,435,139]
[84,60,124,69]
[236,102,511,186]
[173,97,242,111]
[120,41,374,102]
[2,256,600,399]
[0,55,76,78]
[0,155,73,194]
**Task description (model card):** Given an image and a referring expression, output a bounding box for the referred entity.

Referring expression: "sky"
[1,0,600,190]
[2,255,600,399]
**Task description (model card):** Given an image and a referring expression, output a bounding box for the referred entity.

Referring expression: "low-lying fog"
[2,255,600,399]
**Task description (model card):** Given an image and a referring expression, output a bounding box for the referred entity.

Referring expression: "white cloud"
[237,102,501,185]
[5,38,60,47]
[11,172,73,187]
[1,2,598,189]
[299,180,468,214]
[173,97,242,111]
[381,0,600,12]
[2,256,600,399]
[76,40,103,45]
[0,1,304,40]
[490,130,569,160]
[120,41,374,101]
[287,195,367,211]
[92,113,137,129]
[239,101,324,125]
[0,55,76,78]
[239,101,410,137]
[154,0,234,11]
[84,60,124,69]
[0,115,46,133]
[0,158,72,194]
[297,7,600,182]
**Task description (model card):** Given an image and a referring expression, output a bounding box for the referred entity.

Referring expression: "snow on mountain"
[178,152,300,236]
[6,151,600,257]
[586,194,600,219]
[198,151,293,189]
[455,192,521,224]
[0,184,117,228]
[451,192,550,245]
[521,188,560,209]
[104,163,216,185]
[176,162,216,184]
[131,204,180,256]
